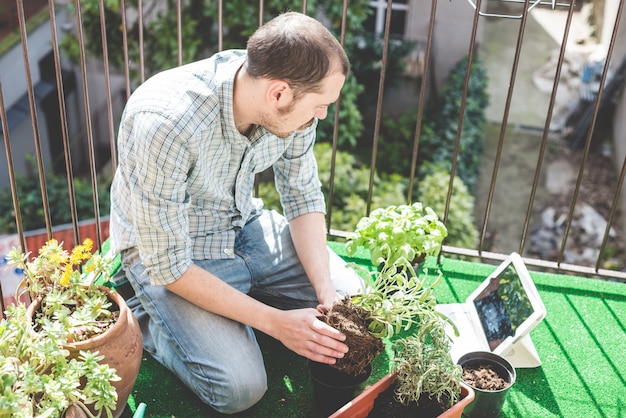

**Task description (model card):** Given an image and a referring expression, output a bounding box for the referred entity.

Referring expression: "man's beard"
[260,101,314,138]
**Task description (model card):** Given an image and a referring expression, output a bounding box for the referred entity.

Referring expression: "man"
[109,12,364,414]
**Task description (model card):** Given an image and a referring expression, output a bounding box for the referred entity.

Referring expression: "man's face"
[261,72,346,138]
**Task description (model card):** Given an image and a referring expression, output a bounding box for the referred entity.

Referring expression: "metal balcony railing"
[1,0,625,312]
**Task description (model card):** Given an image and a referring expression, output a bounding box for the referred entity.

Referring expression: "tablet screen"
[472,263,535,351]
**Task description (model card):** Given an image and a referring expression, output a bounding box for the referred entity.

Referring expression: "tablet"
[436,252,547,367]
[466,252,546,355]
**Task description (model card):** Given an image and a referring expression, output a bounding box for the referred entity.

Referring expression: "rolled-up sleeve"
[273,121,326,221]
[123,111,195,285]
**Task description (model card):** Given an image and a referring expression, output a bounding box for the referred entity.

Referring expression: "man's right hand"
[166,265,349,363]
[268,308,349,364]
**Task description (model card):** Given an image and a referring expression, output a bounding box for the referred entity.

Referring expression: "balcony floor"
[119,242,626,418]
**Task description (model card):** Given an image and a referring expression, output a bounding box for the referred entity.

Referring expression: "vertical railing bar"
[407,0,438,203]
[138,0,145,83]
[48,0,80,246]
[259,0,264,26]
[0,84,4,313]
[326,0,349,232]
[441,0,483,228]
[251,2,264,196]
[477,0,531,254]
[0,84,26,251]
[251,1,261,196]
[98,0,117,183]
[599,134,626,272]
[519,0,577,255]
[177,0,183,66]
[365,0,393,216]
[596,17,626,273]
[594,17,626,274]
[218,0,223,52]
[1,82,24,315]
[73,0,102,248]
[302,0,308,14]
[558,0,624,267]
[16,0,53,240]
[120,0,131,99]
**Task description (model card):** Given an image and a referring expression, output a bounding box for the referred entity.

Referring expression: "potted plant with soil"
[329,293,475,418]
[458,351,515,418]
[311,202,452,415]
[310,259,433,416]
[3,239,143,418]
[324,201,449,377]
[0,303,120,417]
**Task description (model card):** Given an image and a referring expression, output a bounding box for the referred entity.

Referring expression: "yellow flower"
[8,237,113,294]
[49,252,66,266]
[82,238,94,252]
[59,267,72,286]
[70,238,94,265]
[70,251,83,265]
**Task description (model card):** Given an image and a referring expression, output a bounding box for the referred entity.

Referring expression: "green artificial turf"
[119,242,626,418]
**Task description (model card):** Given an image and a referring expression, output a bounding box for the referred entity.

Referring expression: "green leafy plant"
[6,239,115,344]
[322,200,451,377]
[345,202,448,268]
[1,239,120,417]
[416,170,479,250]
[342,205,462,412]
[322,256,448,377]
[0,239,120,417]
[0,304,120,418]
[0,238,142,417]
[392,316,462,410]
[350,260,439,340]
[324,202,457,382]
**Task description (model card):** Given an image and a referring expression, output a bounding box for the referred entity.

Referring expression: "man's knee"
[196,368,268,414]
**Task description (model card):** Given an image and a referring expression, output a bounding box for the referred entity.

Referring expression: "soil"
[30,294,120,343]
[367,381,452,418]
[462,364,510,391]
[319,296,384,376]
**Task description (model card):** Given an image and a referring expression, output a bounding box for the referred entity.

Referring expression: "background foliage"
[257,142,406,231]
[0,168,110,233]
[5,1,488,246]
[374,55,489,192]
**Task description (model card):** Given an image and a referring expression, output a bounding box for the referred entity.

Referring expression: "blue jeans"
[122,210,364,414]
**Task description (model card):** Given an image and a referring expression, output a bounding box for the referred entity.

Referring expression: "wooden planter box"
[329,372,475,418]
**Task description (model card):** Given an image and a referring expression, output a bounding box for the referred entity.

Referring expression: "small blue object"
[132,403,147,418]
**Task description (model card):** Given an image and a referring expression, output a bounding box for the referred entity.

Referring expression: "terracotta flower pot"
[28,286,143,418]
[329,372,475,418]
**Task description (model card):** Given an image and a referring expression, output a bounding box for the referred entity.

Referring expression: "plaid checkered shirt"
[110,50,326,285]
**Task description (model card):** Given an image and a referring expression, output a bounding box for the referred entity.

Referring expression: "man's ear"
[266,80,292,109]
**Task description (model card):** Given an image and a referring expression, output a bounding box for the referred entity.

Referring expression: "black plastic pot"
[308,361,372,417]
[458,351,516,418]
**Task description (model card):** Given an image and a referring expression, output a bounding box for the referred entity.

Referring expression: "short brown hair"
[246,12,349,98]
